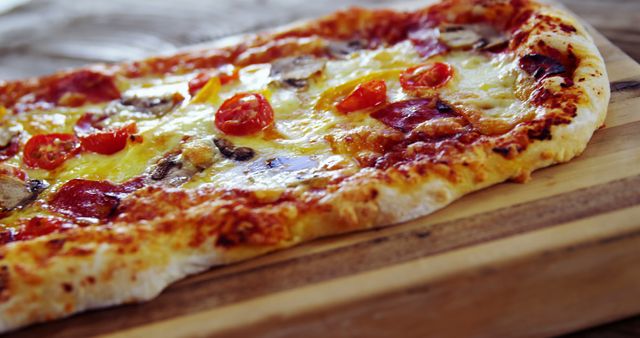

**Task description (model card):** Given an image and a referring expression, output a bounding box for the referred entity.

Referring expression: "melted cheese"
[438,51,530,120]
[1,39,530,223]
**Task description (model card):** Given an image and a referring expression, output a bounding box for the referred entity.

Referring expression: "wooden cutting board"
[7,4,640,338]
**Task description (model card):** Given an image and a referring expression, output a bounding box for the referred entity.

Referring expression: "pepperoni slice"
[119,176,146,192]
[215,93,274,136]
[0,216,75,244]
[408,27,448,58]
[335,79,387,114]
[400,62,453,92]
[39,70,121,107]
[49,179,139,220]
[188,65,238,96]
[0,229,12,244]
[80,123,137,155]
[371,98,456,133]
[519,54,567,80]
[0,164,27,181]
[74,112,110,136]
[0,135,19,162]
[23,133,81,170]
[15,216,74,241]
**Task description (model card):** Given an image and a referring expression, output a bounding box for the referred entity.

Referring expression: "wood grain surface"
[559,0,640,62]
[0,0,637,80]
[1,1,639,337]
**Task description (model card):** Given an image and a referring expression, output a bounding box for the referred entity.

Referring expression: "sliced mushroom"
[113,92,185,117]
[438,24,508,51]
[149,154,198,187]
[326,39,367,59]
[149,138,218,186]
[150,155,182,181]
[27,179,48,196]
[282,79,308,89]
[0,176,48,212]
[213,138,255,161]
[232,147,255,161]
[213,138,235,158]
[438,25,483,49]
[270,56,326,89]
[477,36,509,52]
[0,177,30,211]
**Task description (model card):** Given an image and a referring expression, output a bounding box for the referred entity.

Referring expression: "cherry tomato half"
[80,123,137,155]
[215,93,274,136]
[400,62,453,91]
[23,133,81,170]
[335,79,387,114]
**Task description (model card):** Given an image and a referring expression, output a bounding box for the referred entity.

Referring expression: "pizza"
[0,0,609,332]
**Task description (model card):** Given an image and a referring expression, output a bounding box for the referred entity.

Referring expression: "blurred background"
[0,0,637,80]
[0,0,638,336]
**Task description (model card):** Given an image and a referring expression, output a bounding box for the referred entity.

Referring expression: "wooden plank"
[14,175,640,338]
[109,205,640,338]
[6,3,640,338]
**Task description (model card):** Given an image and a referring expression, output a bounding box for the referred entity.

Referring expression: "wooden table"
[0,1,639,337]
[0,0,637,78]
[554,3,640,338]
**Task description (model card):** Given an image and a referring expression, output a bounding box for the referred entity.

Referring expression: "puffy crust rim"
[0,1,609,333]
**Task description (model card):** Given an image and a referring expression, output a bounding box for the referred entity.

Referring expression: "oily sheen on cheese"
[0,1,612,332]
[440,51,529,120]
[3,41,526,224]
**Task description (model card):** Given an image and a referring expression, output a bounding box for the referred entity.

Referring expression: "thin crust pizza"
[0,0,609,332]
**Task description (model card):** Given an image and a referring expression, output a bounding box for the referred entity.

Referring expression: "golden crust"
[0,0,609,332]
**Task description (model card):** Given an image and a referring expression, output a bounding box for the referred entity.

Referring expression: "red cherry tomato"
[215,93,274,136]
[400,62,453,91]
[188,65,238,96]
[23,133,81,170]
[80,123,137,155]
[49,179,130,220]
[335,79,387,114]
[188,72,213,96]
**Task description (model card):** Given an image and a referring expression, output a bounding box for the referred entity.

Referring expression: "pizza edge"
[0,1,609,332]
